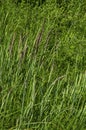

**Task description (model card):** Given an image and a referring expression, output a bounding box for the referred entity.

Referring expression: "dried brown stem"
[32,19,46,56]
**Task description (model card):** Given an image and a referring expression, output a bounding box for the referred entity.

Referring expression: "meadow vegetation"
[0,0,86,129]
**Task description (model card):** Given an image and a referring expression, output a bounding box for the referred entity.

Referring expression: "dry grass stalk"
[18,34,22,49]
[32,19,46,56]
[20,41,28,63]
[9,32,16,55]
[45,29,52,50]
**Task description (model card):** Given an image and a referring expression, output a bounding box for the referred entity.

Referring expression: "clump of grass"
[0,0,86,130]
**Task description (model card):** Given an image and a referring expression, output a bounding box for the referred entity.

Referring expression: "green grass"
[0,0,86,130]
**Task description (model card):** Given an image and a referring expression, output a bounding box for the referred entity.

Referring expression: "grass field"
[0,0,86,130]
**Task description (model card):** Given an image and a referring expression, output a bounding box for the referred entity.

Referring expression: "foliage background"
[0,0,86,130]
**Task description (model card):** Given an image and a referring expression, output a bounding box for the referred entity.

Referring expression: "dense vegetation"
[0,0,86,130]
